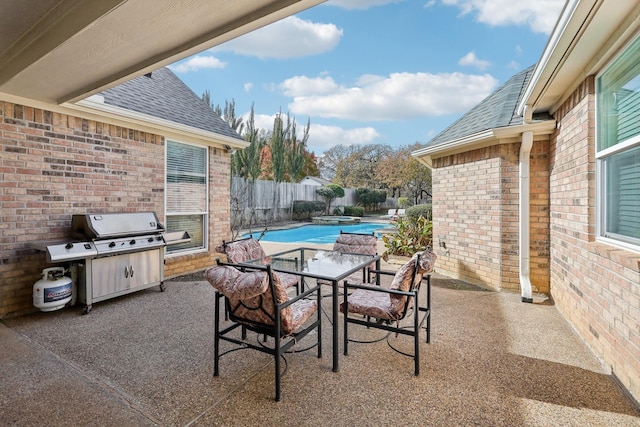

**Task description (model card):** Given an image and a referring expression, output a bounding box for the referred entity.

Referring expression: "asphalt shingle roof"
[98,67,243,141]
[424,65,550,148]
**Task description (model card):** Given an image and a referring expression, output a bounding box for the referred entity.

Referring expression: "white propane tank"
[33,267,72,312]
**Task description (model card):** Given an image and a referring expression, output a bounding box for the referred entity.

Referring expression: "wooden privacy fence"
[230,177,398,224]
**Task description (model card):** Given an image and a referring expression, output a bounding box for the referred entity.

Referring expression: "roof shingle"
[98,67,243,141]
[424,65,550,148]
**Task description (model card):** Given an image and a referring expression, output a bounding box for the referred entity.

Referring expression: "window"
[596,35,640,248]
[166,140,208,254]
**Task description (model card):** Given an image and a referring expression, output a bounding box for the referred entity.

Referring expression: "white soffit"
[521,0,640,115]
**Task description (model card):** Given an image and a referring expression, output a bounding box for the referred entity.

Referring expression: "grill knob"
[156,236,163,241]
[130,239,136,245]
[65,242,74,249]
[148,237,154,243]
[108,241,116,248]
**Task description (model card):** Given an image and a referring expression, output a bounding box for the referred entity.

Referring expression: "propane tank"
[33,267,72,312]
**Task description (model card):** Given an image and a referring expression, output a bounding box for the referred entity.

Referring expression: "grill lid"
[72,212,165,240]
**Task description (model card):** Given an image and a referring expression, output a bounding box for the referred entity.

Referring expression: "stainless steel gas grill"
[29,212,190,313]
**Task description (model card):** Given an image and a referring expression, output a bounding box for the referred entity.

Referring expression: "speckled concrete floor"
[2,244,639,426]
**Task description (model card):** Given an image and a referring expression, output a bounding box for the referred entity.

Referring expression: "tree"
[375,146,409,198]
[231,104,264,180]
[400,143,432,204]
[285,116,309,182]
[318,145,356,182]
[355,188,387,212]
[300,150,320,178]
[316,184,344,215]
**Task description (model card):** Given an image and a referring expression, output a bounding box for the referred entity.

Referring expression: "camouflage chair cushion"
[206,265,316,335]
[221,238,267,264]
[318,233,378,285]
[340,250,436,321]
[333,233,377,256]
[217,238,300,290]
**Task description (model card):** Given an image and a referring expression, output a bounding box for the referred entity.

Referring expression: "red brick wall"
[550,77,640,401]
[0,101,230,317]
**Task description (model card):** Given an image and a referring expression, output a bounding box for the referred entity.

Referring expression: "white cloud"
[441,0,565,34]
[506,60,520,70]
[242,112,378,153]
[308,124,380,152]
[212,16,342,59]
[458,51,491,70]
[326,0,406,10]
[280,75,341,97]
[169,55,226,73]
[243,82,254,92]
[251,113,278,133]
[282,72,498,121]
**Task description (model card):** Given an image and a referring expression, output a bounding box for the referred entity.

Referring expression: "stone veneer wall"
[549,77,640,401]
[0,101,229,318]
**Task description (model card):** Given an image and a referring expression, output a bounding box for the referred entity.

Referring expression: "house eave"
[70,97,248,149]
[518,0,640,116]
[411,120,556,168]
[0,91,247,150]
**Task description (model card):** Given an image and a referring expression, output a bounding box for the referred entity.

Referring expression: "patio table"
[242,247,381,372]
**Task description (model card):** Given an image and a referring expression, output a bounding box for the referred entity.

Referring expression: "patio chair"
[216,236,302,294]
[328,231,378,284]
[381,208,399,219]
[206,260,322,401]
[340,248,436,375]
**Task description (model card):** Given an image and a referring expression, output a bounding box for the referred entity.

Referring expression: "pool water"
[245,223,384,244]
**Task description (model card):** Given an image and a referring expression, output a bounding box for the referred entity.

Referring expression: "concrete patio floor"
[2,242,639,426]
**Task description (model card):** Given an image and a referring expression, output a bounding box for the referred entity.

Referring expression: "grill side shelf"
[162,231,191,245]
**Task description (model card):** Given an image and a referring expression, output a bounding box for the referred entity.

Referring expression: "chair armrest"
[343,281,416,297]
[279,284,322,310]
[216,259,267,272]
[368,268,395,277]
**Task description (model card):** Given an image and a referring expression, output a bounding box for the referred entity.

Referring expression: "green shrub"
[406,204,432,221]
[343,206,364,217]
[292,200,326,220]
[398,197,409,208]
[355,187,387,211]
[382,215,433,259]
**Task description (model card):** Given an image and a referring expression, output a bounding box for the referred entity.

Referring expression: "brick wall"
[431,140,550,293]
[530,139,551,293]
[0,101,230,318]
[433,144,510,290]
[549,77,640,401]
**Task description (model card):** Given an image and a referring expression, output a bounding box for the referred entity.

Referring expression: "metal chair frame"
[212,261,322,401]
[342,254,431,376]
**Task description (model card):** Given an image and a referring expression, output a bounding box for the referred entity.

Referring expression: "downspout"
[519,129,534,303]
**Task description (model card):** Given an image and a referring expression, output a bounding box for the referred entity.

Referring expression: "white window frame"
[595,34,640,253]
[165,140,209,256]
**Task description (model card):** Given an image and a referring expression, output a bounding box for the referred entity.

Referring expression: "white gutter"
[411,121,556,168]
[516,0,581,116]
[519,130,534,303]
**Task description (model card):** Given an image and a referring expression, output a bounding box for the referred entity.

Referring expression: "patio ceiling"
[0,0,325,105]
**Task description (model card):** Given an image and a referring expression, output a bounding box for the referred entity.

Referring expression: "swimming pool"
[245,223,384,244]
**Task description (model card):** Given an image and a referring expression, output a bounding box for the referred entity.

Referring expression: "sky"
[169,0,567,155]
